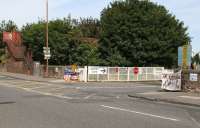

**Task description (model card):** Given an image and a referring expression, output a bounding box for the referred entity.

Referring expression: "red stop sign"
[133,67,139,75]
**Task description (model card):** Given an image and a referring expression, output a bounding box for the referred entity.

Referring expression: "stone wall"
[182,70,200,93]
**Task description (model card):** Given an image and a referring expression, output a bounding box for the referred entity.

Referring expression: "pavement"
[128,91,200,107]
[0,74,200,128]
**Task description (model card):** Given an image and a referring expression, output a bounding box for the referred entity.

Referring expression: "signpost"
[45,0,49,77]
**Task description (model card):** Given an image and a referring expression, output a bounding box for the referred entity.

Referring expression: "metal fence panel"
[88,66,164,82]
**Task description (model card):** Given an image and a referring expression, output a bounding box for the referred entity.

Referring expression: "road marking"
[79,86,157,89]
[190,115,200,128]
[1,83,75,100]
[29,85,55,90]
[0,81,38,87]
[0,83,17,87]
[179,96,200,100]
[84,94,96,99]
[49,79,65,83]
[48,86,67,91]
[138,92,165,95]
[101,105,180,122]
[22,88,74,99]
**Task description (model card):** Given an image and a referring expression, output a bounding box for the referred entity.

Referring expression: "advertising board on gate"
[161,71,182,91]
[97,67,108,74]
[88,66,108,75]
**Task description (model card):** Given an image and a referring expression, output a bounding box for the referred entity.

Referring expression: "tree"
[78,17,101,38]
[99,0,190,68]
[22,18,74,65]
[71,43,100,66]
[192,53,200,65]
[22,18,100,65]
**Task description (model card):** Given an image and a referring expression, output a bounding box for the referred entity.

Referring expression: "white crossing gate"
[87,66,164,82]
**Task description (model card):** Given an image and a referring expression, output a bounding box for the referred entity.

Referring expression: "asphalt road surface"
[0,75,200,128]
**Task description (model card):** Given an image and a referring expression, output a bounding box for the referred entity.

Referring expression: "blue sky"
[0,0,199,52]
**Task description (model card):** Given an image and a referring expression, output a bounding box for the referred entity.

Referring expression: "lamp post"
[45,0,49,77]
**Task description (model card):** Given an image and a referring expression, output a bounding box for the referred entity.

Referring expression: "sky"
[0,0,199,53]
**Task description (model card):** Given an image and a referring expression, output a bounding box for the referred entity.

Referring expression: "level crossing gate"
[87,66,164,82]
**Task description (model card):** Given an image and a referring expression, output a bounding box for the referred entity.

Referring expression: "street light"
[45,0,49,77]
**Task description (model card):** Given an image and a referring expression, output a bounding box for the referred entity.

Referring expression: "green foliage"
[78,17,101,38]
[70,43,100,66]
[99,0,190,67]
[192,53,200,65]
[22,18,100,65]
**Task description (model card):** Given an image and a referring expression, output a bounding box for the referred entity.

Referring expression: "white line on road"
[184,109,200,128]
[84,94,96,99]
[79,86,157,89]
[27,84,56,90]
[190,116,200,128]
[101,105,180,122]
[22,88,74,99]
[179,96,200,100]
[48,86,68,91]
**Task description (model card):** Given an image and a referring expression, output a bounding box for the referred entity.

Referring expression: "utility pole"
[45,0,49,77]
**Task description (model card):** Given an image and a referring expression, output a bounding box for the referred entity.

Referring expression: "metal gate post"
[118,67,120,81]
[107,67,110,81]
[127,67,130,81]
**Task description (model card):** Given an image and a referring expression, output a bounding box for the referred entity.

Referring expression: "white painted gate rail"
[87,66,164,82]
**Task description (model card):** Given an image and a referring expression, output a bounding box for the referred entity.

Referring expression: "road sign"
[43,47,51,60]
[44,54,51,60]
[133,67,139,75]
[43,47,50,53]
[178,45,192,69]
[97,67,107,74]
[71,64,77,72]
[190,73,198,81]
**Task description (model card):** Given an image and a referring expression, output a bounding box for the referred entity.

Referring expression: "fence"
[35,65,85,80]
[88,66,164,82]
[34,65,76,79]
[0,64,6,72]
[0,63,165,82]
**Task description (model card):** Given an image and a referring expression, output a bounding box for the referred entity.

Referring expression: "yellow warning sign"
[71,64,77,72]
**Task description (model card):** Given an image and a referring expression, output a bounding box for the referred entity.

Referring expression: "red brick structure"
[3,32,33,74]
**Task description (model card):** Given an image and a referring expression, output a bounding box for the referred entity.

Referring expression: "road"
[0,75,200,128]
